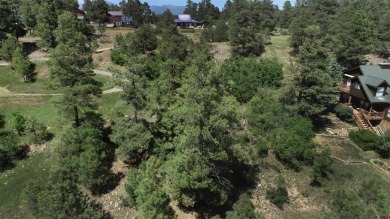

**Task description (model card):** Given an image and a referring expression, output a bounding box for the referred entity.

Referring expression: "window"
[376,87,385,97]
[354,83,360,90]
[387,109,390,119]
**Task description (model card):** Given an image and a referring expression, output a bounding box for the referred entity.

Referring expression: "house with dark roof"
[174,14,199,29]
[108,11,133,27]
[340,61,390,133]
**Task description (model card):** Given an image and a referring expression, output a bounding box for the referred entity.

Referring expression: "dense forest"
[1,0,390,218]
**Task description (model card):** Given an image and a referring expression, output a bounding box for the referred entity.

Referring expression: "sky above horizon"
[78,0,296,9]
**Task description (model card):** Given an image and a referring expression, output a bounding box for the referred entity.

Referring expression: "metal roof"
[356,65,390,103]
[174,14,199,23]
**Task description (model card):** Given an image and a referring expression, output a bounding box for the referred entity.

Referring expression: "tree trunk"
[74,105,80,127]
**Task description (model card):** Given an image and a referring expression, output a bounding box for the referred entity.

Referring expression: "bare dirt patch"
[9,97,46,106]
[365,54,385,65]
[96,160,137,219]
[211,42,231,61]
[0,87,11,95]
[93,50,113,70]
[28,50,49,61]
[98,28,134,49]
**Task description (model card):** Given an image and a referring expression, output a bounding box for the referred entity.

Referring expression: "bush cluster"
[349,130,379,151]
[334,104,354,123]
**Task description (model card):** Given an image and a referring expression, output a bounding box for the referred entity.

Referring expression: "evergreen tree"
[280,1,293,29]
[88,0,109,26]
[158,9,175,29]
[121,0,143,26]
[20,0,38,34]
[50,11,101,127]
[24,168,109,218]
[0,35,18,61]
[58,127,110,193]
[35,0,79,49]
[294,25,341,117]
[332,4,374,68]
[11,46,35,82]
[228,0,270,57]
[110,117,152,163]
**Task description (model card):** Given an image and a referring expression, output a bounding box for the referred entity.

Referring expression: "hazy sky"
[78,0,296,9]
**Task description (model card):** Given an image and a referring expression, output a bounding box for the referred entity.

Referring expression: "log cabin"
[340,61,390,133]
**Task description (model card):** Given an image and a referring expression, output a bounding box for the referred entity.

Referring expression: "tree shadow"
[0,115,4,129]
[94,172,125,195]
[311,115,333,133]
[22,42,39,56]
[176,160,260,218]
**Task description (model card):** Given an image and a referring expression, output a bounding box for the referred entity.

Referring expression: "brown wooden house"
[340,62,390,133]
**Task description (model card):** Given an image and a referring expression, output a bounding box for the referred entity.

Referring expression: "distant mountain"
[151,5,185,15]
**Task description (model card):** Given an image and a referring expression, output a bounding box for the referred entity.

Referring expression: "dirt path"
[94,69,114,77]
[103,87,123,94]
[96,47,114,53]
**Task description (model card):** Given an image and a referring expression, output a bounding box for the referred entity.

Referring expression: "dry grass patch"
[211,42,231,61]
[98,27,135,49]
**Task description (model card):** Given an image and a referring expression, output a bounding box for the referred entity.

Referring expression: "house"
[108,11,133,27]
[174,14,199,29]
[339,61,390,133]
[76,9,88,22]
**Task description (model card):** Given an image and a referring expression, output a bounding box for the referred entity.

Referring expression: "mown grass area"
[94,74,116,91]
[0,96,62,132]
[98,92,131,120]
[315,136,364,161]
[0,64,60,94]
[264,33,296,84]
[0,152,51,219]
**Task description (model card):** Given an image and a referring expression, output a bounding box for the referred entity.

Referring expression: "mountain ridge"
[150,4,185,15]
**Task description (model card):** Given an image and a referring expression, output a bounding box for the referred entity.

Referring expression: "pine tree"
[294,25,341,117]
[50,11,101,127]
[228,0,269,57]
[12,46,35,82]
[88,0,109,26]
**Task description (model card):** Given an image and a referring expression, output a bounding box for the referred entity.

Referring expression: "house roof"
[356,65,390,103]
[108,11,123,16]
[174,14,199,23]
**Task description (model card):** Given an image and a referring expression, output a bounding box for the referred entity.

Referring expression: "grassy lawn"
[0,96,61,132]
[0,152,51,219]
[94,74,116,91]
[0,65,59,94]
[98,92,131,120]
[315,136,364,161]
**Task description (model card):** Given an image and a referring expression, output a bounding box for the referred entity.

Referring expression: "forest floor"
[1,28,390,219]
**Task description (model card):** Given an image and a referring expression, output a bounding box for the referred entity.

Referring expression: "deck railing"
[359,109,384,120]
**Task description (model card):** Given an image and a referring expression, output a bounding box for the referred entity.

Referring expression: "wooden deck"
[360,109,384,121]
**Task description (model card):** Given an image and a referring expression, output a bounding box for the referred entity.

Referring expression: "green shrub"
[111,49,127,66]
[24,117,50,144]
[334,104,354,123]
[11,112,26,135]
[349,130,378,151]
[220,58,283,103]
[0,132,20,169]
[266,187,289,209]
[266,175,289,209]
[0,36,19,61]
